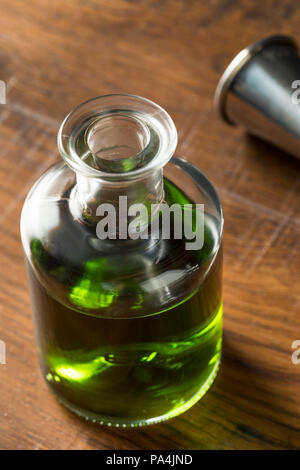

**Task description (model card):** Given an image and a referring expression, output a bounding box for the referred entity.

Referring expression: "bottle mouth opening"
[58,94,178,180]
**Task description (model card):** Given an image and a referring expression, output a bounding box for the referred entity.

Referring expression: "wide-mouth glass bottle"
[21,94,223,427]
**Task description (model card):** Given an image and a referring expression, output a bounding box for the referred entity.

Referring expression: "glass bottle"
[20,94,223,427]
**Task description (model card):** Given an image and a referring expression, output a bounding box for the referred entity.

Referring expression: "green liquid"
[27,179,222,426]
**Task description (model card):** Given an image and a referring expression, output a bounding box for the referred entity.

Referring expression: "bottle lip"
[58,94,178,181]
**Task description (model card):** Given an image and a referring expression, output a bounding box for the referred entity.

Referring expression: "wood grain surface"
[0,0,299,450]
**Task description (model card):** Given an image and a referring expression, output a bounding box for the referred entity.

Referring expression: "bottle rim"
[58,94,178,181]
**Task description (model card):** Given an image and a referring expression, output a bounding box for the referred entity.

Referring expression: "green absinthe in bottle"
[21,95,223,426]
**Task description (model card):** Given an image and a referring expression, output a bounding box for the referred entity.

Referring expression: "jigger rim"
[214,34,298,125]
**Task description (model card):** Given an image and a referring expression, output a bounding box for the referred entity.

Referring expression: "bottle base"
[47,355,221,428]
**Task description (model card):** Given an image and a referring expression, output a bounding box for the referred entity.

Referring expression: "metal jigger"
[215,34,300,159]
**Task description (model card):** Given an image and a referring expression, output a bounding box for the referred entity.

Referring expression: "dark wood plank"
[0,0,299,450]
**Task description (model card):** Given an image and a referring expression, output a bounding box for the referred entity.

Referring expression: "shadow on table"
[245,133,300,173]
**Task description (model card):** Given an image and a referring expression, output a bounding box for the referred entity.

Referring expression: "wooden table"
[0,0,299,450]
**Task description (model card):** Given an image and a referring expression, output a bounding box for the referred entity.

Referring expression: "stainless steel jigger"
[215,34,300,159]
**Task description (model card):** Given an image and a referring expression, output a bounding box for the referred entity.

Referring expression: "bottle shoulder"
[21,159,221,318]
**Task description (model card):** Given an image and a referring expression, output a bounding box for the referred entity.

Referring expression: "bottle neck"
[74,168,164,226]
[58,95,177,228]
